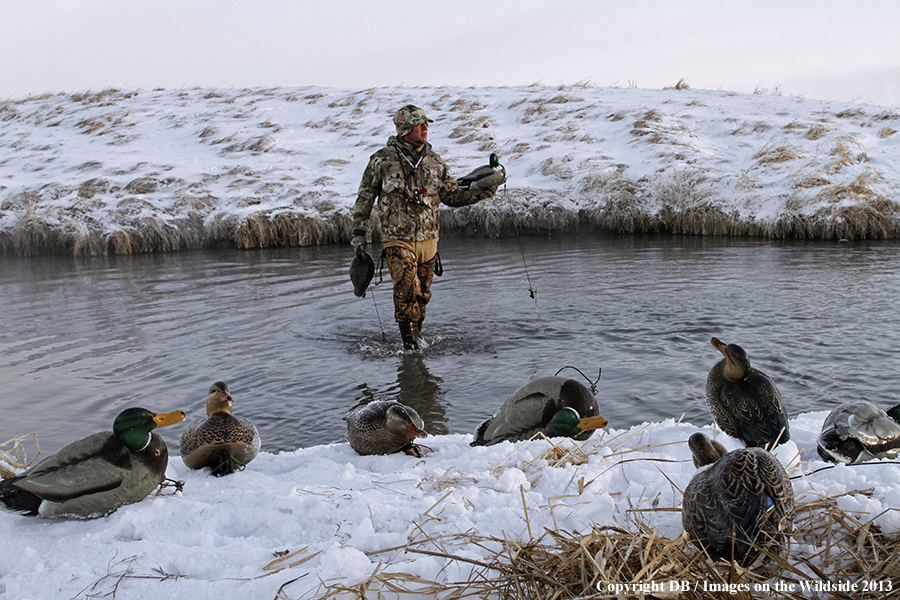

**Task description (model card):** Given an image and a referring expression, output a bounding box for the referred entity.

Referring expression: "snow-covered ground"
[2,411,899,599]
[2,84,900,256]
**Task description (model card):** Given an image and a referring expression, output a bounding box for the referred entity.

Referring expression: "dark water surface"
[2,234,899,455]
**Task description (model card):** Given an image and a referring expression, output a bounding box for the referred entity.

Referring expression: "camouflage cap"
[393,104,433,137]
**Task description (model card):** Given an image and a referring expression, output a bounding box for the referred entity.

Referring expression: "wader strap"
[434,252,443,277]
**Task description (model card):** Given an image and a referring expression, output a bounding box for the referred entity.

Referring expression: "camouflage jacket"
[353,136,495,242]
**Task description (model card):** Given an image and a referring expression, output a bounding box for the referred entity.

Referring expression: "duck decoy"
[344,400,428,457]
[705,337,790,448]
[471,376,608,446]
[349,248,375,298]
[180,381,260,476]
[458,153,506,191]
[682,432,794,568]
[0,407,185,518]
[817,401,900,464]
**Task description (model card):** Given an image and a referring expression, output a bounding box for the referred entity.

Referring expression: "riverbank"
[2,411,899,599]
[2,84,899,256]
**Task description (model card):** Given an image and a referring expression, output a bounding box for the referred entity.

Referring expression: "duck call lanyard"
[399,146,427,203]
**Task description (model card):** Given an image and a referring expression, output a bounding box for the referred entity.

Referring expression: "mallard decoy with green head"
[817,400,900,464]
[180,381,260,476]
[345,400,428,457]
[458,153,506,191]
[705,337,790,448]
[471,376,608,446]
[682,432,794,568]
[0,407,185,518]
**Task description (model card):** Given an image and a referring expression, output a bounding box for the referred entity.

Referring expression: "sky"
[1,0,899,106]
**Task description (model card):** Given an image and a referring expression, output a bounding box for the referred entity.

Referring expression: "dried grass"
[303,489,900,600]
[0,433,40,479]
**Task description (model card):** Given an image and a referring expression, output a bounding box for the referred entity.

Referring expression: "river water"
[2,234,899,456]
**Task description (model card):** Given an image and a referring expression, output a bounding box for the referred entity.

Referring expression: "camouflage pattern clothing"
[353,134,499,325]
[352,135,497,244]
[384,243,437,324]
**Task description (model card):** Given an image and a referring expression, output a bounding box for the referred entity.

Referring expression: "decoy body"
[0,407,185,518]
[458,153,506,191]
[180,381,260,476]
[817,401,900,464]
[471,376,608,446]
[682,432,794,567]
[345,400,428,457]
[705,337,790,448]
[349,249,375,298]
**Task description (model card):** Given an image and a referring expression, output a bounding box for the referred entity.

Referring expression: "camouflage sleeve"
[436,156,497,208]
[353,155,382,230]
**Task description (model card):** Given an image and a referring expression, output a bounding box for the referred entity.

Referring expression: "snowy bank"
[2,84,900,256]
[1,411,899,599]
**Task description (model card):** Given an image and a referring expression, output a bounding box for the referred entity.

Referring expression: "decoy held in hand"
[345,400,428,457]
[682,432,795,568]
[817,400,900,464]
[349,247,376,298]
[705,337,790,448]
[180,381,260,476]
[0,407,185,518]
[457,153,506,192]
[471,376,608,446]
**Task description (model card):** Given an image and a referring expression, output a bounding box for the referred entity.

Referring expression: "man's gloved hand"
[470,168,506,194]
[352,228,366,258]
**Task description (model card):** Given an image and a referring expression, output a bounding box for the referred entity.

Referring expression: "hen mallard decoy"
[0,407,185,518]
[344,400,428,457]
[471,376,608,446]
[180,381,260,476]
[817,401,900,464]
[458,153,506,191]
[682,432,794,568]
[705,337,790,448]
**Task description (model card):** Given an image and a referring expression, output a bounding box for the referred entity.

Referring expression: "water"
[2,234,899,456]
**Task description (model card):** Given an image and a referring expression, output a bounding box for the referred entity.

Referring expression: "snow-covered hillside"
[2,84,899,255]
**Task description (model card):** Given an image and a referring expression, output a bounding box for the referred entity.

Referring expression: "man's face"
[404,122,428,145]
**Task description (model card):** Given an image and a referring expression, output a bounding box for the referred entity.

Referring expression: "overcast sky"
[2,0,899,106]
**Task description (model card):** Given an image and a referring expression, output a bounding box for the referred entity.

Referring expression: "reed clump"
[306,490,900,600]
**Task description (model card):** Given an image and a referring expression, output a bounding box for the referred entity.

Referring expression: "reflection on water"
[2,233,899,455]
[351,355,448,436]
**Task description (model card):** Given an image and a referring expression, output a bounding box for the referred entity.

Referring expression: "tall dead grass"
[303,488,899,600]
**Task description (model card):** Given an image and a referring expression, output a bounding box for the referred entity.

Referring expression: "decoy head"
[113,407,185,451]
[385,405,428,441]
[545,407,608,438]
[711,337,751,380]
[489,153,501,168]
[206,381,234,416]
[688,432,728,468]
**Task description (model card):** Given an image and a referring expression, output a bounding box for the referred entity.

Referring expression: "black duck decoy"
[705,337,790,448]
[682,432,794,568]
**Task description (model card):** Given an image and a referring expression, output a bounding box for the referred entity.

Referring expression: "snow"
[2,85,899,251]
[2,83,900,598]
[2,410,900,598]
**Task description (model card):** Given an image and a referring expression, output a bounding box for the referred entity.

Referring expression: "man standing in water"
[352,104,505,350]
